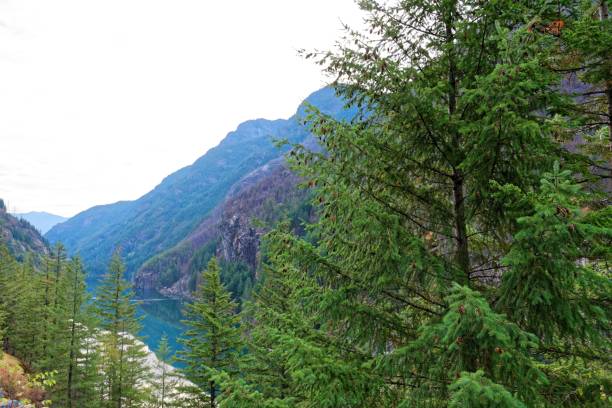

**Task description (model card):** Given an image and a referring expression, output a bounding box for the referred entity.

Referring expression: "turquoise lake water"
[135,293,186,358]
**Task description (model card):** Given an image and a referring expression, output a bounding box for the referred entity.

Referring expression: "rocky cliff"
[134,158,308,297]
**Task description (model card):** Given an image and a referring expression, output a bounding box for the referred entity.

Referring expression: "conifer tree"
[217,264,302,407]
[0,245,105,406]
[241,0,611,406]
[176,257,242,408]
[92,250,151,408]
[0,245,15,352]
[64,256,88,406]
[39,244,69,374]
[46,256,103,408]
[154,334,177,408]
[6,258,47,368]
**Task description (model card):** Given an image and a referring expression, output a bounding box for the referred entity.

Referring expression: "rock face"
[0,199,50,260]
[134,159,307,297]
[219,214,258,272]
[46,87,351,287]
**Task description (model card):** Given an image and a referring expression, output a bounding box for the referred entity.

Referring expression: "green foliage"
[0,208,49,263]
[187,241,218,291]
[220,260,253,302]
[499,162,611,344]
[218,1,612,407]
[176,257,243,407]
[0,243,106,407]
[0,2,610,407]
[551,0,612,163]
[92,250,152,407]
[153,334,177,408]
[448,371,526,408]
[398,284,545,404]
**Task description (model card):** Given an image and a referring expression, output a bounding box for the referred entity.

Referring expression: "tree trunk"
[210,380,216,408]
[600,1,612,162]
[67,266,80,407]
[445,0,471,283]
[453,172,470,282]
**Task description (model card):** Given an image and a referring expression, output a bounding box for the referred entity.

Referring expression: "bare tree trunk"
[600,2,612,157]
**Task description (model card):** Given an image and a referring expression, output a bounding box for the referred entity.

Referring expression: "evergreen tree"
[0,243,106,407]
[234,0,611,406]
[6,257,47,368]
[154,334,176,408]
[218,268,301,407]
[0,245,14,353]
[92,250,151,408]
[39,244,69,384]
[65,257,88,406]
[48,256,103,408]
[0,246,14,339]
[176,257,242,408]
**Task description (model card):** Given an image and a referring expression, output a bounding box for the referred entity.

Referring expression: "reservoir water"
[135,292,186,358]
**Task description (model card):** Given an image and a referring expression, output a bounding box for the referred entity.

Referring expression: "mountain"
[46,88,353,286]
[134,157,309,297]
[13,211,67,234]
[0,199,50,260]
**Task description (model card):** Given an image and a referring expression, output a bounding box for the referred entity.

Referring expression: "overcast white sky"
[0,0,362,217]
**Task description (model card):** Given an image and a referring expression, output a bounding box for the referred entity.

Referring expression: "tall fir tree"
[92,250,151,408]
[6,257,47,368]
[153,334,179,408]
[50,256,103,408]
[0,245,15,354]
[227,0,611,406]
[176,257,242,408]
[0,246,15,344]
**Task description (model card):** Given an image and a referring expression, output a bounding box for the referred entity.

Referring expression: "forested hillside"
[46,88,352,285]
[0,199,49,260]
[134,158,310,298]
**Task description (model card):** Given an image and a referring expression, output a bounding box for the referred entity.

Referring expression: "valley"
[42,87,354,354]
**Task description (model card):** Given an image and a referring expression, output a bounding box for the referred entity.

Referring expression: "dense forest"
[1,0,611,406]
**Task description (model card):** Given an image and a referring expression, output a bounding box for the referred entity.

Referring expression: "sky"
[0,0,362,218]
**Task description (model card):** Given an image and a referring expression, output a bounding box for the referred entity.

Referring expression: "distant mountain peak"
[13,211,68,235]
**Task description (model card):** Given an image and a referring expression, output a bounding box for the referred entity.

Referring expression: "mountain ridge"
[13,211,68,234]
[46,87,350,286]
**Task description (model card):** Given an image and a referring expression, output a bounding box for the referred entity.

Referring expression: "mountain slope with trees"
[0,199,49,260]
[134,158,309,298]
[210,1,611,407]
[46,88,352,285]
[14,212,67,235]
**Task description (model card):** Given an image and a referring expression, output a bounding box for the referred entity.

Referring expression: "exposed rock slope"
[0,199,50,260]
[134,158,307,297]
